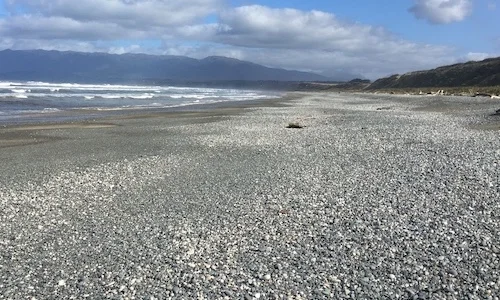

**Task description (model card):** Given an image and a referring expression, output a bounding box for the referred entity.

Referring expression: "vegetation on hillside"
[367,57,500,90]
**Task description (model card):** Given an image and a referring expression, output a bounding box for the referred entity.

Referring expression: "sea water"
[0,81,281,124]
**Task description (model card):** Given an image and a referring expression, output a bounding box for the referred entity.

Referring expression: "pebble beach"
[0,92,499,299]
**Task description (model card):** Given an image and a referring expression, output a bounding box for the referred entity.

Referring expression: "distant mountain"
[0,49,329,83]
[367,57,500,90]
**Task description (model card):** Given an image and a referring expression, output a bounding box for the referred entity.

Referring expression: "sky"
[0,0,499,80]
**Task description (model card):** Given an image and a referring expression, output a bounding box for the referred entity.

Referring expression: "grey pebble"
[1,93,499,299]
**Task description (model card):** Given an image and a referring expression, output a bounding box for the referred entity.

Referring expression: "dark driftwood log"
[286,123,304,129]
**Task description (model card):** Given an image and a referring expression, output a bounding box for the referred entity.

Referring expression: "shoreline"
[3,89,499,127]
[0,92,301,149]
[1,92,499,299]
[0,92,299,127]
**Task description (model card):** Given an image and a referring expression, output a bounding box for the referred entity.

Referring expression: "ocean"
[0,81,281,124]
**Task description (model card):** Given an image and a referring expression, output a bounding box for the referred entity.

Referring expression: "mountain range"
[1,49,499,90]
[0,49,329,83]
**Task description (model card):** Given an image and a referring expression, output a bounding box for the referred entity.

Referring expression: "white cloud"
[173,6,455,78]
[177,6,451,54]
[109,45,144,55]
[0,2,473,79]
[155,43,455,80]
[4,0,222,28]
[0,15,147,40]
[409,0,472,24]
[0,37,99,53]
[0,0,223,41]
[465,52,495,61]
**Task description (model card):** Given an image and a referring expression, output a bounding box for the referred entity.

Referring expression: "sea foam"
[0,80,281,124]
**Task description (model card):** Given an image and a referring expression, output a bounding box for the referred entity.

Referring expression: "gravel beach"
[0,93,499,299]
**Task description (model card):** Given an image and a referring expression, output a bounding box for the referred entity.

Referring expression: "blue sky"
[0,0,498,79]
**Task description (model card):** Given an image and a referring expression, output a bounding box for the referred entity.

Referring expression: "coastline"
[1,92,499,298]
[0,80,286,126]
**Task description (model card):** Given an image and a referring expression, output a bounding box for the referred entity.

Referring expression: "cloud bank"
[409,0,472,24]
[0,0,482,79]
[175,6,454,78]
